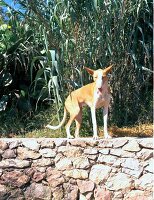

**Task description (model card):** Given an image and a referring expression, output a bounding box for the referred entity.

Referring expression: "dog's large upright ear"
[103,65,113,75]
[84,67,94,75]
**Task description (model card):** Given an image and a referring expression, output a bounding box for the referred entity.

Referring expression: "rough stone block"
[113,138,128,148]
[40,139,55,148]
[52,186,64,200]
[69,139,87,147]
[94,186,111,200]
[73,156,90,169]
[98,140,113,148]
[124,190,152,200]
[135,173,153,191]
[17,147,41,160]
[55,157,72,170]
[77,180,95,193]
[39,148,56,158]
[0,141,8,150]
[99,149,110,155]
[58,146,83,157]
[0,159,31,168]
[97,154,117,165]
[0,184,10,200]
[110,148,122,157]
[32,171,46,182]
[22,140,40,151]
[2,149,16,159]
[1,171,30,187]
[106,173,133,191]
[9,140,20,149]
[122,158,141,171]
[24,183,52,200]
[89,164,111,184]
[145,158,154,173]
[138,138,154,149]
[122,140,141,152]
[122,167,143,178]
[136,149,153,160]
[84,148,98,155]
[54,138,67,147]
[63,169,88,179]
[32,158,54,167]
[64,185,79,200]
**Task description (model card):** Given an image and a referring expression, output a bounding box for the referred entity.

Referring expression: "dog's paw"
[104,134,112,139]
[67,135,74,139]
[93,135,99,140]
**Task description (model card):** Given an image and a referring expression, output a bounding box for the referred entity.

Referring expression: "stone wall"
[0,137,153,200]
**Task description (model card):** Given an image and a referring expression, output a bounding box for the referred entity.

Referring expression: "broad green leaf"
[21,90,26,97]
[30,56,45,82]
[94,0,97,10]
[48,50,55,69]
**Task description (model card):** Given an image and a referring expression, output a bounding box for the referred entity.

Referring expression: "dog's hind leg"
[65,95,82,139]
[65,112,78,139]
[65,106,81,139]
[74,111,82,138]
[65,114,75,139]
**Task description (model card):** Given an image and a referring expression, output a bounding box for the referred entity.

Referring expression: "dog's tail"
[46,107,67,130]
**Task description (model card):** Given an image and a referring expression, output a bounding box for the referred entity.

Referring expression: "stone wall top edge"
[0,137,153,142]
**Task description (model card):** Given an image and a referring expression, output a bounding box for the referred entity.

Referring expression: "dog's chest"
[94,89,110,108]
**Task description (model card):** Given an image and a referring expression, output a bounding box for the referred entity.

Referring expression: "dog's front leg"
[91,106,98,139]
[103,106,111,139]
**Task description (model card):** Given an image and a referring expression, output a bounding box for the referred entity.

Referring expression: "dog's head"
[84,65,112,89]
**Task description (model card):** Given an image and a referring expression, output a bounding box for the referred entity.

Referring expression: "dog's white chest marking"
[94,88,111,109]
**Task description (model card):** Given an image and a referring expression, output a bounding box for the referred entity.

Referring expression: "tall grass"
[0,0,152,134]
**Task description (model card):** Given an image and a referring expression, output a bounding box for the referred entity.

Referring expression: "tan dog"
[47,65,112,139]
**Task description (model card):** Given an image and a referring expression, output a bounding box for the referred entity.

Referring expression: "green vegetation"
[0,0,152,137]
